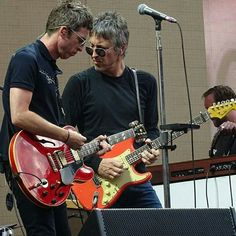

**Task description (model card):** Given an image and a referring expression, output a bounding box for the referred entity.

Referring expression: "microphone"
[138,4,177,23]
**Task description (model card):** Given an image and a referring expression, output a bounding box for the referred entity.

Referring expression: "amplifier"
[148,155,236,185]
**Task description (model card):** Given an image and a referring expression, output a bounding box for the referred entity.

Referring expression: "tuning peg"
[129,120,139,127]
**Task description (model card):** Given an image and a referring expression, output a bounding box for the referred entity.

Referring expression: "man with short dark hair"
[202,85,236,157]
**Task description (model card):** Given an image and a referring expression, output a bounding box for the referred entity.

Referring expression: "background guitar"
[9,122,146,208]
[71,110,210,210]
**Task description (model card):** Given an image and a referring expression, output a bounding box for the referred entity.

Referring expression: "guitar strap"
[130,68,143,123]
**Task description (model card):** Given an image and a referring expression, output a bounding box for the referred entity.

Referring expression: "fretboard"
[76,128,135,159]
[126,111,210,165]
[107,128,135,145]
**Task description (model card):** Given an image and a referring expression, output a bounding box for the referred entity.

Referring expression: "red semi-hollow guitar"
[9,122,146,208]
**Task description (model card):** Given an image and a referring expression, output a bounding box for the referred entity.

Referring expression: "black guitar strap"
[131,68,143,123]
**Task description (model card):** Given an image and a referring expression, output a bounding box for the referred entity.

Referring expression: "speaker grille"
[80,208,236,236]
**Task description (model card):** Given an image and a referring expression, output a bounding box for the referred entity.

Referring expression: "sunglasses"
[85,46,114,57]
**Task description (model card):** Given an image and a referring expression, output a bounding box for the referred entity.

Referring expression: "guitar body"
[71,138,152,210]
[9,126,93,207]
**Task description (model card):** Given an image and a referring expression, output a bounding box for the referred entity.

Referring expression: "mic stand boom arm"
[155,19,171,208]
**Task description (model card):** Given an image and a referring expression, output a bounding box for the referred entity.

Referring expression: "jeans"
[111,181,162,208]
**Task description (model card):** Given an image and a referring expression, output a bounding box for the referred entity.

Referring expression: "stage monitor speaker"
[78,208,236,236]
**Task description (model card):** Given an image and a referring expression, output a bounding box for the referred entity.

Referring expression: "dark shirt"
[0,40,65,167]
[62,66,159,173]
[209,130,236,157]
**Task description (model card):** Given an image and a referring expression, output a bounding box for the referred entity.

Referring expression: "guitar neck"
[107,128,135,145]
[126,111,210,165]
[78,140,101,159]
[170,111,210,142]
[76,128,136,159]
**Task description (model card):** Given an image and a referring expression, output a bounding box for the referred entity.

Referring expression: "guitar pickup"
[47,153,58,172]
[53,150,67,166]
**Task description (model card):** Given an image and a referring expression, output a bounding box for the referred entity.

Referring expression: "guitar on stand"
[9,121,146,208]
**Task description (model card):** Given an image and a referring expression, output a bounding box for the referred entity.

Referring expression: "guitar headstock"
[208,98,236,119]
[129,120,147,142]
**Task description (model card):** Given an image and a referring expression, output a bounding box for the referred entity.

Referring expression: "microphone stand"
[154,19,171,208]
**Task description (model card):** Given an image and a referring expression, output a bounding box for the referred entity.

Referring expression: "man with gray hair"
[63,11,162,209]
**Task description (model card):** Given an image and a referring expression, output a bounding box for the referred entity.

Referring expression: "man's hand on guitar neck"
[65,130,111,154]
[94,135,112,156]
[140,138,160,165]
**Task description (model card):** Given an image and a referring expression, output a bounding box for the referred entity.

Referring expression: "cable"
[6,172,26,236]
[205,169,210,208]
[205,165,216,208]
[68,191,89,224]
[12,192,26,236]
[176,22,197,208]
[228,164,235,207]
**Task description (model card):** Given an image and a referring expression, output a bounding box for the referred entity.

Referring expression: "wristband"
[64,130,70,144]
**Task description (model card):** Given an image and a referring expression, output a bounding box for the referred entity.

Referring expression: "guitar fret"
[126,144,149,164]
[108,129,134,145]
[167,111,210,144]
[68,124,145,163]
[152,139,161,150]
[78,140,100,158]
[125,111,210,166]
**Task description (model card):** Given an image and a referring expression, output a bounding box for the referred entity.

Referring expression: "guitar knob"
[51,199,57,204]
[129,120,138,127]
[42,191,48,197]
[50,184,56,189]
[58,192,64,197]
[105,182,111,187]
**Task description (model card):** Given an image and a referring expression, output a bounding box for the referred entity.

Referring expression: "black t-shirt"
[0,40,65,166]
[62,66,159,172]
[209,130,236,157]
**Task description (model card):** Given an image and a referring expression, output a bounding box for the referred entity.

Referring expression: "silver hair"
[91,11,129,53]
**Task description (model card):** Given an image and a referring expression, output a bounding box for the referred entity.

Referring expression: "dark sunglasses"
[85,46,113,57]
